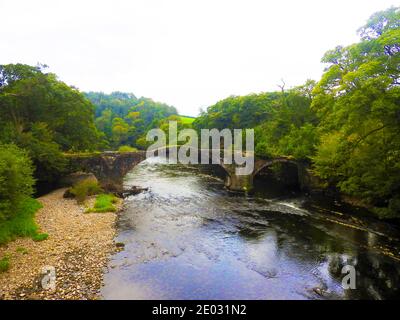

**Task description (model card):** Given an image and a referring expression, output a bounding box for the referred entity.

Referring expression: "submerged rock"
[115,186,149,198]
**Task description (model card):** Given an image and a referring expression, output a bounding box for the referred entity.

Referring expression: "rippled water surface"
[101,157,400,299]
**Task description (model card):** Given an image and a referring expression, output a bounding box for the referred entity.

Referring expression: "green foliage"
[135,136,151,149]
[0,63,43,86]
[157,114,194,146]
[179,116,195,124]
[196,81,318,160]
[0,64,102,185]
[86,194,118,213]
[118,145,138,153]
[86,91,178,149]
[193,92,280,130]
[111,117,130,146]
[69,179,103,204]
[0,255,10,273]
[16,123,67,183]
[0,64,102,151]
[32,232,48,242]
[0,197,42,245]
[0,144,35,220]
[276,123,318,159]
[254,83,318,159]
[311,7,400,216]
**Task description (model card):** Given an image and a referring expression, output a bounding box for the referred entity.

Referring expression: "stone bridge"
[66,151,147,189]
[66,150,316,192]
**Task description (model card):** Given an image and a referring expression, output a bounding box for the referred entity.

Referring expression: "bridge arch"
[253,157,300,177]
[253,157,305,192]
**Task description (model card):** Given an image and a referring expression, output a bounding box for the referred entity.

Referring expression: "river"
[101,157,400,300]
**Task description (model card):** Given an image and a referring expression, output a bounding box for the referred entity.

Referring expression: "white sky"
[1,0,398,116]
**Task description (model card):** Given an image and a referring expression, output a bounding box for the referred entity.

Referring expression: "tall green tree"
[311,7,400,217]
[0,64,101,151]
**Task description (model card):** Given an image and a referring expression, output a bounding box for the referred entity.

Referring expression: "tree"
[85,92,178,149]
[0,64,101,151]
[111,117,130,146]
[194,84,318,159]
[311,7,400,217]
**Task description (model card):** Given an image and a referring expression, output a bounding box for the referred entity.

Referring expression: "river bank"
[0,188,122,300]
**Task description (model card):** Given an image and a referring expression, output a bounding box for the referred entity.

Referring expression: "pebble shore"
[0,188,121,300]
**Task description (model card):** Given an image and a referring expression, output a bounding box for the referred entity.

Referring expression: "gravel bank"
[0,188,121,300]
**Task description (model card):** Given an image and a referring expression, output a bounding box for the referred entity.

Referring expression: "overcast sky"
[1,0,398,116]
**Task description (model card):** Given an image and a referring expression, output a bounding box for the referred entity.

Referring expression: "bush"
[86,194,118,213]
[0,197,42,245]
[0,144,35,220]
[0,255,10,273]
[70,179,103,203]
[118,145,138,153]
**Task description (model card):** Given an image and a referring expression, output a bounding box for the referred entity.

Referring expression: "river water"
[101,157,400,300]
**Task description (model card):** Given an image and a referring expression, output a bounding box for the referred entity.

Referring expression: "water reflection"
[101,157,400,300]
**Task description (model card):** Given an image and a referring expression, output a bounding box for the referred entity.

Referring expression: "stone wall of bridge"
[65,151,146,190]
[64,151,324,193]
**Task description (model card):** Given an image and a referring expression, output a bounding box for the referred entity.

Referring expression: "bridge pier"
[221,163,254,192]
[225,173,254,192]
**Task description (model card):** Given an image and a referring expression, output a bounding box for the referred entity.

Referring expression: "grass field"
[179,116,196,124]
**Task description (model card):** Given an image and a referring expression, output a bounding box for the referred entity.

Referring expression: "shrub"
[0,144,35,220]
[118,145,138,153]
[70,179,103,203]
[86,194,118,213]
[0,197,42,245]
[0,255,10,273]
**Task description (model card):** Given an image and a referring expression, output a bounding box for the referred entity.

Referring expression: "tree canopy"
[85,91,178,148]
[0,64,102,183]
[311,6,400,217]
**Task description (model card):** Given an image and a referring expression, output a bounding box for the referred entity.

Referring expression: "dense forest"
[85,91,179,149]
[0,7,399,245]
